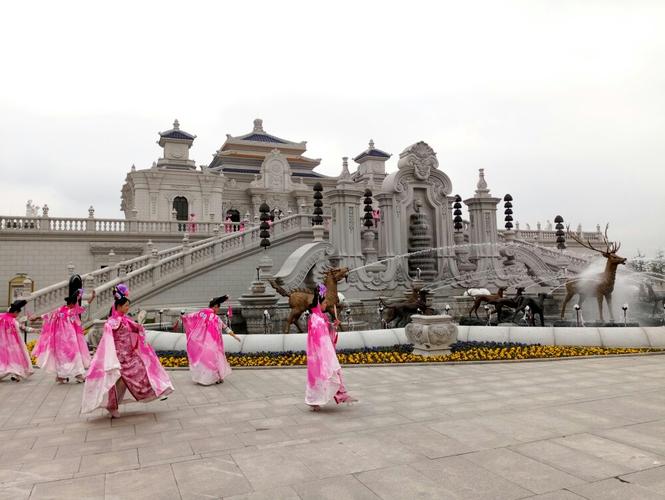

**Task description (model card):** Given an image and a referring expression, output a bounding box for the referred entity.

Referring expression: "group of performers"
[0,280,355,418]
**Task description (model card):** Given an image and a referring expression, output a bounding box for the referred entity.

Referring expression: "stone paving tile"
[554,433,665,472]
[105,463,179,500]
[355,464,449,499]
[512,439,631,482]
[569,477,665,499]
[78,448,138,476]
[410,455,533,499]
[224,486,300,499]
[232,448,316,490]
[173,455,253,500]
[29,474,105,500]
[619,465,665,495]
[137,440,195,466]
[464,448,586,494]
[293,475,380,499]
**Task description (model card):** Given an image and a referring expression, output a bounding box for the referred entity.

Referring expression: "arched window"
[173,197,188,231]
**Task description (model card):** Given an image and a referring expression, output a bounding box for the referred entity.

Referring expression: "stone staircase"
[25,214,321,325]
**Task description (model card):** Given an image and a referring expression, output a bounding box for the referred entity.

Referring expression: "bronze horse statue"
[269,267,349,333]
[380,289,437,328]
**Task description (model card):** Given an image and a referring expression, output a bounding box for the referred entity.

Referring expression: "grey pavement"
[2,356,665,499]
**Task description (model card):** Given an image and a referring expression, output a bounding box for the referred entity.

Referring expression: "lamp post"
[344,308,353,331]
[484,304,491,326]
[158,309,164,331]
[378,303,385,329]
[574,304,581,327]
[263,309,271,334]
[622,304,628,327]
[180,310,185,333]
[444,303,451,316]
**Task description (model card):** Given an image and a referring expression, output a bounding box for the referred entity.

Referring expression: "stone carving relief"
[250,149,299,193]
[397,141,439,181]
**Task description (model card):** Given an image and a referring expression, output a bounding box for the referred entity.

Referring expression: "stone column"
[325,173,364,270]
[464,169,500,259]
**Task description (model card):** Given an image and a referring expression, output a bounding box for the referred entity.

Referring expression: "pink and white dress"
[305,305,351,406]
[81,310,173,414]
[183,308,232,385]
[0,313,33,381]
[33,304,91,379]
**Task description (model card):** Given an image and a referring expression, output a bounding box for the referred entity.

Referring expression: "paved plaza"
[3,356,665,499]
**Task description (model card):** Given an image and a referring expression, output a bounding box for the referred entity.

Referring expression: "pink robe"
[305,305,350,406]
[33,304,91,378]
[183,308,232,385]
[0,313,33,381]
[81,311,173,413]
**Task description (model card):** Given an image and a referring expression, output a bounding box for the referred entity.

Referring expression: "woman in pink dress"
[34,289,96,384]
[183,295,241,385]
[0,300,34,382]
[81,285,173,418]
[305,284,357,411]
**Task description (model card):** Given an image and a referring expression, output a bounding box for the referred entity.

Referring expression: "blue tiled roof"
[160,130,195,140]
[353,148,391,162]
[242,134,287,144]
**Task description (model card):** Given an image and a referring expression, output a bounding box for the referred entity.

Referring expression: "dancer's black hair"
[308,286,325,312]
[8,299,27,314]
[209,295,229,308]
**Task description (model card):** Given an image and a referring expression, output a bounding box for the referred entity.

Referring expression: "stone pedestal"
[405,314,458,355]
[362,229,377,264]
[312,225,325,242]
[239,253,279,334]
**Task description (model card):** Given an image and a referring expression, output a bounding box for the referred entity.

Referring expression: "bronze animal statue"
[468,287,508,318]
[513,293,551,326]
[492,287,525,322]
[560,225,626,322]
[269,267,349,333]
[644,282,665,316]
[380,289,436,328]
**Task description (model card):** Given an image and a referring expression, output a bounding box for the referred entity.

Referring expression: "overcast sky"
[1,0,663,258]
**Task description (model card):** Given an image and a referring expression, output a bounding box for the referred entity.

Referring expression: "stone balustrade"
[25,214,325,320]
[0,215,242,235]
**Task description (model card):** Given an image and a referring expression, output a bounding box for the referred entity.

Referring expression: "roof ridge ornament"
[369,139,375,150]
[173,119,180,130]
[253,118,264,133]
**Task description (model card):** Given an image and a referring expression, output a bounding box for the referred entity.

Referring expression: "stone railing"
[500,228,603,243]
[25,214,324,321]
[505,238,591,270]
[0,215,253,235]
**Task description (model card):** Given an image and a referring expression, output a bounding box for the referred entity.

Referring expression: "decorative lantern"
[312,182,324,225]
[453,195,463,232]
[503,194,514,230]
[363,189,374,229]
[554,215,566,250]
[259,203,271,249]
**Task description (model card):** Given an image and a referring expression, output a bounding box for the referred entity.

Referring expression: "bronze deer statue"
[269,267,349,333]
[560,225,626,322]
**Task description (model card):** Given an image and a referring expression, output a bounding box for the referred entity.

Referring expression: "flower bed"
[156,342,662,368]
[25,340,662,368]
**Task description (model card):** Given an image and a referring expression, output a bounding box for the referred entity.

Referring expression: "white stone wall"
[140,236,314,308]
[0,235,210,307]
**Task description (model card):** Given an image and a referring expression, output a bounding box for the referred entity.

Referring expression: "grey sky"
[1,0,663,258]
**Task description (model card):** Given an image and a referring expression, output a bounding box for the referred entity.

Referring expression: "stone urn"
[405,314,458,356]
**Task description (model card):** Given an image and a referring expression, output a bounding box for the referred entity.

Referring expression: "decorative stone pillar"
[464,169,500,259]
[325,163,364,270]
[88,206,95,218]
[405,314,458,356]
